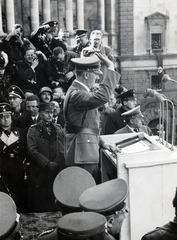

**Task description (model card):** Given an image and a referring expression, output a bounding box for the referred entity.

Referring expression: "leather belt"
[65,125,99,135]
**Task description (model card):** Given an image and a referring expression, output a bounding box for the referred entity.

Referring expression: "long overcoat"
[27,121,65,212]
[0,126,27,212]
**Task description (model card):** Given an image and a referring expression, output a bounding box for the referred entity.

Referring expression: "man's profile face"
[123,98,137,110]
[107,206,129,236]
[26,100,39,117]
[9,96,22,108]
[40,110,54,122]
[79,35,88,46]
[40,92,52,103]
[131,115,143,129]
[0,113,12,128]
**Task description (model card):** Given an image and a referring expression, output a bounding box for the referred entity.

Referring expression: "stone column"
[6,0,15,33]
[43,0,51,23]
[0,0,5,35]
[97,0,105,31]
[110,0,118,54]
[65,0,73,31]
[31,0,39,31]
[76,0,84,29]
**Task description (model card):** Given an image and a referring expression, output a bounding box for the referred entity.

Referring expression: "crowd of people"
[0,20,176,240]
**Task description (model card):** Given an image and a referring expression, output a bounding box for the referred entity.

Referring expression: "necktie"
[33,117,37,123]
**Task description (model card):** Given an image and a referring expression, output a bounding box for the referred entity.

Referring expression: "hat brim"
[92,69,103,75]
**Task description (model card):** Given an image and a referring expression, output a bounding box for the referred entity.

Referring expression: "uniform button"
[87,139,90,142]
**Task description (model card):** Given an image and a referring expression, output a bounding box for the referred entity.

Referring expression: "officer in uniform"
[0,192,22,240]
[79,178,129,240]
[105,89,137,134]
[73,30,90,56]
[63,54,121,183]
[27,102,65,212]
[8,85,25,119]
[114,105,153,135]
[141,188,177,240]
[0,103,27,212]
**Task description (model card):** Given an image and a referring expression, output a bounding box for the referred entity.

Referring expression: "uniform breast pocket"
[74,134,99,164]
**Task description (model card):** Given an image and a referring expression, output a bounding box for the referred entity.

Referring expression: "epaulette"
[38,229,54,238]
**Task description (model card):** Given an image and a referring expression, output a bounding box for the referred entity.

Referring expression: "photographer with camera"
[48,46,78,92]
[14,47,52,94]
[81,30,115,82]
[30,20,66,59]
[0,24,33,85]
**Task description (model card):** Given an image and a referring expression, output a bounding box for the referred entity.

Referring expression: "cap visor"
[93,69,103,75]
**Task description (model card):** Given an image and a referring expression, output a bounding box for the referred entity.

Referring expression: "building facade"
[0,0,177,143]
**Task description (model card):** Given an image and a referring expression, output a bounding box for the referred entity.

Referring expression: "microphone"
[115,133,144,148]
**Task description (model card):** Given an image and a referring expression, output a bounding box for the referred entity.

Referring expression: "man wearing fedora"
[0,103,27,212]
[27,102,65,212]
[63,54,121,183]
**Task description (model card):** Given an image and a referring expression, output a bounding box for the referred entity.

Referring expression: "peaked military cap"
[0,192,18,239]
[37,102,55,111]
[0,103,12,115]
[117,89,136,100]
[79,178,128,216]
[121,105,144,119]
[53,167,96,214]
[57,212,106,239]
[74,29,88,39]
[8,85,25,99]
[71,56,102,75]
[42,20,58,27]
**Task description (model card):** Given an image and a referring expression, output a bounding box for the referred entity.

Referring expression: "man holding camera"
[81,30,115,81]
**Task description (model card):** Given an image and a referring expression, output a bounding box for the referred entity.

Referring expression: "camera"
[83,49,101,57]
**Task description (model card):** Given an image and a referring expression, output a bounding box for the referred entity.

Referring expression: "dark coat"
[0,126,27,212]
[13,112,41,132]
[63,69,120,168]
[141,221,177,240]
[104,106,126,135]
[27,121,65,212]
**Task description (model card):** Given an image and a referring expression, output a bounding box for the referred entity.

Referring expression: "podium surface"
[100,132,177,240]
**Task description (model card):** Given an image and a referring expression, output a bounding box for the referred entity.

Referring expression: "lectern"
[100,132,177,240]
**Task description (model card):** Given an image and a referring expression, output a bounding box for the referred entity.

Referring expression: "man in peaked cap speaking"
[141,187,177,240]
[105,89,137,134]
[63,54,121,183]
[114,105,153,136]
[79,178,129,240]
